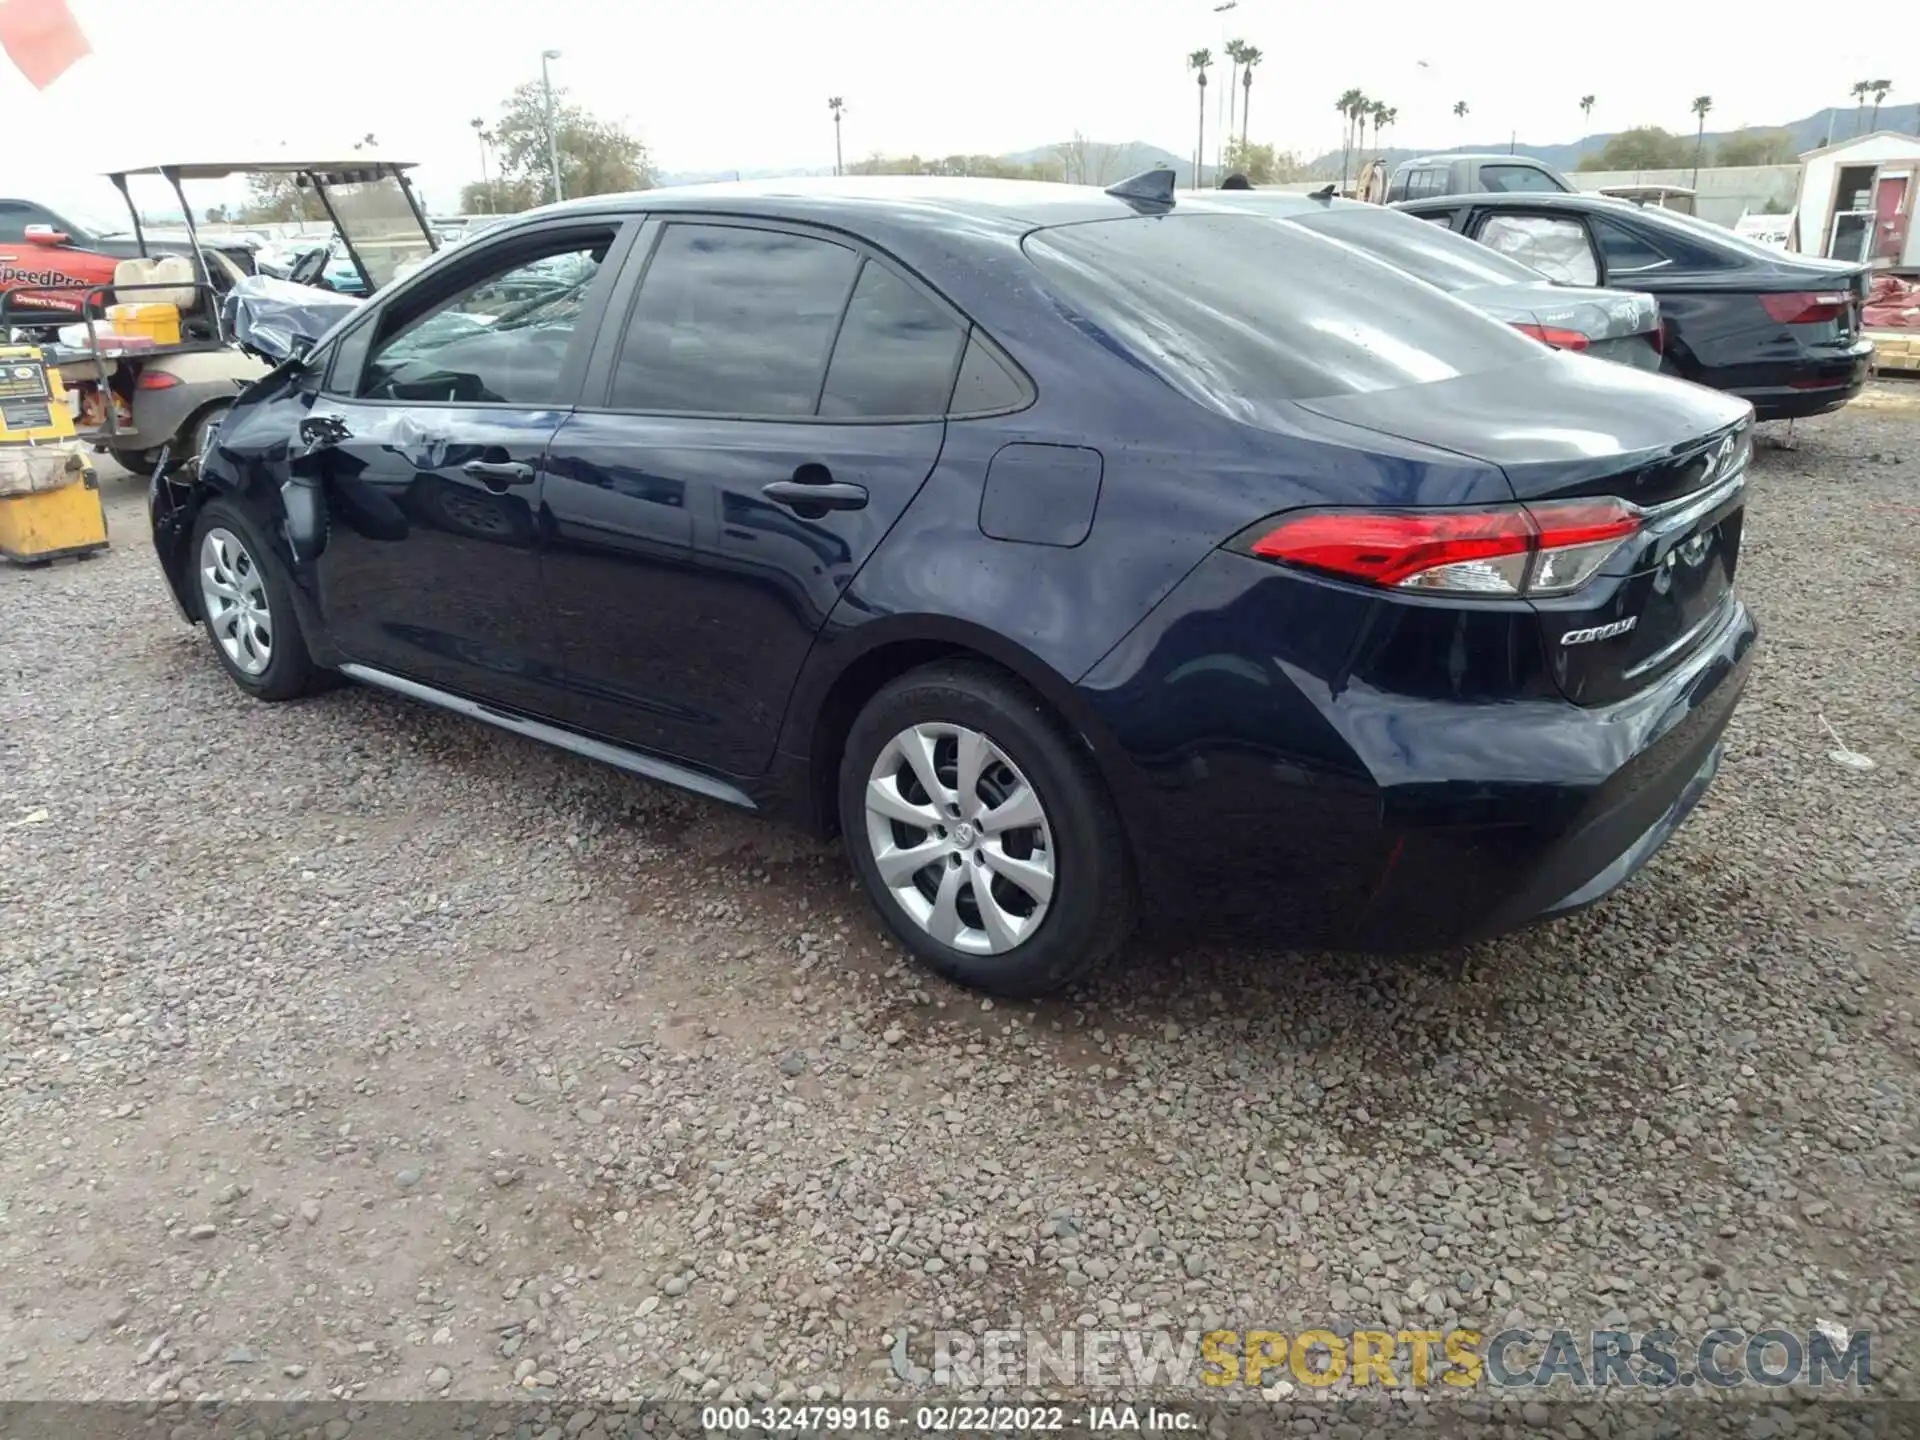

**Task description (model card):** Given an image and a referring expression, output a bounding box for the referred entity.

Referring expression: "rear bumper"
[1352,599,1755,949]
[1733,343,1872,421]
[1081,549,1758,952]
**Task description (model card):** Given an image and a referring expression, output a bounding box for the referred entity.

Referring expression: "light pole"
[470,118,491,212]
[540,49,564,203]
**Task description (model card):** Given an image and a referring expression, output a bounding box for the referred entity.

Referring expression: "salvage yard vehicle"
[1384,152,1574,202]
[149,171,1757,997]
[6,159,436,472]
[1396,190,1874,420]
[1210,191,1664,367]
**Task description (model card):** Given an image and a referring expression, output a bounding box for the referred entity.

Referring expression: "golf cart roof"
[107,159,419,182]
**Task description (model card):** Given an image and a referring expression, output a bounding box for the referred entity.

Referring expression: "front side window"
[1476,214,1598,285]
[358,229,614,405]
[612,224,860,416]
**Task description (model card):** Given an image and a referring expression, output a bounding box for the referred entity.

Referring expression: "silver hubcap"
[198,527,273,677]
[864,723,1056,956]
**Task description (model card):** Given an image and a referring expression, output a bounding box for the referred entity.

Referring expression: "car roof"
[526,174,1206,235]
[1396,153,1559,169]
[1398,190,1651,216]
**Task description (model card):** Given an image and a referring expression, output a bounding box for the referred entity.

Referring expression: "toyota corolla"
[149,173,1758,996]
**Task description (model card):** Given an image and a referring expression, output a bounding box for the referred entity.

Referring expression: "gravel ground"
[0,391,1916,1417]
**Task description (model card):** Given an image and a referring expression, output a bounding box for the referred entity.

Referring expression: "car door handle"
[463,459,536,485]
[760,479,868,511]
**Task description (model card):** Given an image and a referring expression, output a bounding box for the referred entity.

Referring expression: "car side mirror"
[23,224,71,246]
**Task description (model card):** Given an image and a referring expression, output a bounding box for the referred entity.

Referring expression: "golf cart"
[0,158,436,474]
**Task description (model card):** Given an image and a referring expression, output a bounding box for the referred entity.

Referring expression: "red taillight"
[136,371,179,390]
[1759,291,1849,325]
[1648,325,1665,354]
[1511,322,1591,351]
[1243,499,1642,597]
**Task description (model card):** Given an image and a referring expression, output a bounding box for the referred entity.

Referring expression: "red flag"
[0,0,90,90]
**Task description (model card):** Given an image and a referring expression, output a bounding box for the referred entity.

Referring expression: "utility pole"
[541,49,564,203]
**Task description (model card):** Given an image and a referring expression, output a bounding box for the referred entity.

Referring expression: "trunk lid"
[1294,354,1752,704]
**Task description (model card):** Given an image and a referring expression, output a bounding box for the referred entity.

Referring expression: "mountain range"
[655,102,1918,191]
[1304,101,1920,176]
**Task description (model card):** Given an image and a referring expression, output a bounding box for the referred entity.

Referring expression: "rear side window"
[818,260,967,418]
[1406,168,1451,200]
[1481,165,1565,194]
[613,223,860,416]
[949,332,1029,413]
[1592,217,1672,276]
[1024,213,1542,413]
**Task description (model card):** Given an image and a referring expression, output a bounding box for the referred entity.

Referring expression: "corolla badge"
[1561,617,1638,646]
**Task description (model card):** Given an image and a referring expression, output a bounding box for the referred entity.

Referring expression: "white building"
[1790,131,1920,271]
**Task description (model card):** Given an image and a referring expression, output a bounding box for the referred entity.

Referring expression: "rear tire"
[187,497,320,702]
[837,661,1135,998]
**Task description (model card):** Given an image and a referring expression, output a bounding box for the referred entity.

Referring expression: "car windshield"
[319,175,435,290]
[1295,208,1547,291]
[1024,212,1541,418]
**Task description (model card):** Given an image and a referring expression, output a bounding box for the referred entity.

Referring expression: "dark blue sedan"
[149,173,1758,996]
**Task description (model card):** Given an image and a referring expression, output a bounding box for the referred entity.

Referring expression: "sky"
[5,0,1907,216]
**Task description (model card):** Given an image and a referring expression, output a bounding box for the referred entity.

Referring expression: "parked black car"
[1395,191,1874,420]
[151,174,1756,997]
[1210,193,1663,368]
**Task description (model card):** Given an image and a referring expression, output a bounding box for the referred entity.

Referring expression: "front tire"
[838,661,1135,997]
[188,498,320,701]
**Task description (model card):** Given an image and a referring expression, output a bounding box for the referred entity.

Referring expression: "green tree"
[848,153,1062,181]
[239,174,328,224]
[1574,126,1693,172]
[1220,138,1307,185]
[1714,128,1797,167]
[461,178,540,213]
[486,79,652,206]
[1188,50,1213,190]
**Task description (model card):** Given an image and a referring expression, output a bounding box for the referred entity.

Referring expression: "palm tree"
[1869,79,1893,131]
[1851,80,1872,136]
[1224,41,1247,160]
[1239,47,1262,151]
[1336,88,1366,190]
[1453,99,1469,124]
[1690,95,1713,186]
[1189,50,1213,190]
[828,97,846,176]
[1370,100,1395,160]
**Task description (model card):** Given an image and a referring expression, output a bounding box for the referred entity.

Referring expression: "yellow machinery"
[0,344,109,566]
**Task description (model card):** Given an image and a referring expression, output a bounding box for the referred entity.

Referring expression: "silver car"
[1210,192,1664,370]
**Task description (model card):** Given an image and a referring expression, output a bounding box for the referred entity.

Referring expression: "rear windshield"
[1023,213,1540,411]
[1293,208,1545,291]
